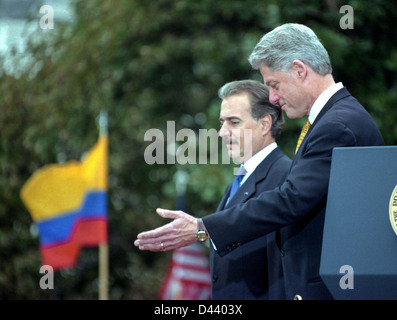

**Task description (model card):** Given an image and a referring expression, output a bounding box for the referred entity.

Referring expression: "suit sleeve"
[203,120,356,257]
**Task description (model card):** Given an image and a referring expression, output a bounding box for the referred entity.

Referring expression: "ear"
[259,114,272,136]
[291,60,307,80]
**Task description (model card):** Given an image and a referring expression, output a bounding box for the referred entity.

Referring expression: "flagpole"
[98,110,109,300]
[99,242,109,300]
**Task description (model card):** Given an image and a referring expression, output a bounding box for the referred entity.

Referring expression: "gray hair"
[218,80,284,138]
[248,23,332,75]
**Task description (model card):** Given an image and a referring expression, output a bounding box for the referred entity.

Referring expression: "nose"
[269,88,280,105]
[218,123,230,139]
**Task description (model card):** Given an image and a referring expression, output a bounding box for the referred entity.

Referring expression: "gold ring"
[160,242,164,250]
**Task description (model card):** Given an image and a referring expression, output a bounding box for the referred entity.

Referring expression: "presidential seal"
[389,184,397,236]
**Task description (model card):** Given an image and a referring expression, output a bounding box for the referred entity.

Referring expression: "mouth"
[224,140,237,149]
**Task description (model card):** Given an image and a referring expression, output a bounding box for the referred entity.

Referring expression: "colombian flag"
[21,134,108,271]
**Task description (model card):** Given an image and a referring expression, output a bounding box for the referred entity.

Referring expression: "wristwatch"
[195,218,208,242]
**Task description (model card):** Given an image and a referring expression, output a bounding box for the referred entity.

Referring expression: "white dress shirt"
[239,141,277,186]
[211,142,278,250]
[308,82,343,125]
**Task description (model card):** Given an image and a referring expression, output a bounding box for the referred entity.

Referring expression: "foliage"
[0,0,396,299]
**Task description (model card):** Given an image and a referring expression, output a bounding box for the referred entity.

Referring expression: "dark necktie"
[226,166,246,205]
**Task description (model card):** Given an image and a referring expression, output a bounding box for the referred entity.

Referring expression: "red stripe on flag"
[158,243,212,300]
[41,219,107,270]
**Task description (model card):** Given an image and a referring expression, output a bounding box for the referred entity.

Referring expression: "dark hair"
[218,80,284,138]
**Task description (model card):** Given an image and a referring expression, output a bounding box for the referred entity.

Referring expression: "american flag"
[158,242,212,300]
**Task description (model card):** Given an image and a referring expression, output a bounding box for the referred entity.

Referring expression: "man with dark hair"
[211,80,290,299]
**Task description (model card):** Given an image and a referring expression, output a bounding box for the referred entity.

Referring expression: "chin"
[286,112,300,119]
[231,153,244,164]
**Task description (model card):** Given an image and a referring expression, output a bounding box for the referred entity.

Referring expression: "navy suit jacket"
[210,147,291,300]
[203,87,384,300]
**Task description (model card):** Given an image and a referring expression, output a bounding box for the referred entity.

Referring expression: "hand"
[134,208,198,252]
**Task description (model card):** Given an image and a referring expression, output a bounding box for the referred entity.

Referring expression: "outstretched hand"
[134,208,198,252]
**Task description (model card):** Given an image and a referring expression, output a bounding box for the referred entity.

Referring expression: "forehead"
[259,64,287,85]
[220,93,250,115]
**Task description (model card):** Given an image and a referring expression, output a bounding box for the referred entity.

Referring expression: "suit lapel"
[293,87,351,160]
[311,87,350,128]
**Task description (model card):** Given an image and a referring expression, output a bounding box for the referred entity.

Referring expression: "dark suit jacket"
[210,147,291,300]
[203,87,384,300]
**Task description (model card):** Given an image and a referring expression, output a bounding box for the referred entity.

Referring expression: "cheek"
[239,128,254,149]
[286,81,304,103]
[279,86,293,101]
[231,128,244,141]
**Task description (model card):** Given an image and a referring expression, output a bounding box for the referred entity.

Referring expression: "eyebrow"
[219,116,242,122]
[266,80,277,87]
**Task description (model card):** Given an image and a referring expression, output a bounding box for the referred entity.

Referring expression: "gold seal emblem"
[389,185,397,235]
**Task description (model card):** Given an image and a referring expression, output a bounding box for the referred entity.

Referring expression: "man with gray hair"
[135,23,384,300]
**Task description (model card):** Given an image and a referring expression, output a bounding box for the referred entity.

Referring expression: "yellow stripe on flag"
[20,136,108,222]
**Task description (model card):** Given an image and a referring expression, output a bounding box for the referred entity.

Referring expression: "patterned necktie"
[295,119,311,154]
[226,166,246,205]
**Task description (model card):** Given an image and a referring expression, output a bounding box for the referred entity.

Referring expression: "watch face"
[196,231,207,241]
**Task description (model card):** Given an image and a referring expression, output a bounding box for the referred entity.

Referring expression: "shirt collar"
[242,142,277,177]
[308,82,343,124]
